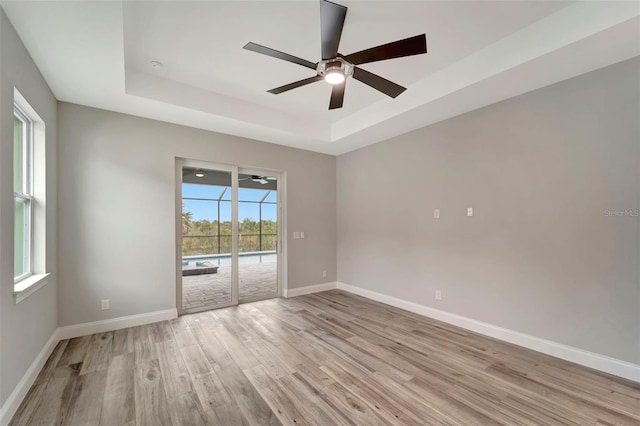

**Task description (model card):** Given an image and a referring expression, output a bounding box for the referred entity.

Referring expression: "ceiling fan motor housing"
[317,57,354,79]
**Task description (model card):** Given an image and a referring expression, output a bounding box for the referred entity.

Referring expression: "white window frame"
[12,89,50,303]
[13,104,34,283]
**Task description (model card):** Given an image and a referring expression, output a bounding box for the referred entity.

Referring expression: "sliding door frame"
[175,158,286,315]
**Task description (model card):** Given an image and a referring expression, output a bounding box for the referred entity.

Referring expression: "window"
[14,105,33,282]
[12,89,49,302]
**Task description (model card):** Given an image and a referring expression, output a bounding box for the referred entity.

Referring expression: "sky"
[182,183,277,222]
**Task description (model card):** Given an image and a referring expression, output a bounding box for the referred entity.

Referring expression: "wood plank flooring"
[10,290,640,425]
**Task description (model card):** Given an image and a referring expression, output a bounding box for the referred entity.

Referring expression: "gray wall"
[57,103,336,326]
[337,58,640,364]
[0,9,58,406]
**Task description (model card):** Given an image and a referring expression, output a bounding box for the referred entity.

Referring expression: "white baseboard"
[57,308,178,340]
[0,330,59,426]
[336,282,640,383]
[284,282,337,298]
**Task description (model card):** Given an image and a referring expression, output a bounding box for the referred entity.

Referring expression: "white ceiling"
[2,1,639,155]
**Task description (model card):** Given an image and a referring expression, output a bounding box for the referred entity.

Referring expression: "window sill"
[14,273,50,304]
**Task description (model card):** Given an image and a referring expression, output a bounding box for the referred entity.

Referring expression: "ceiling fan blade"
[329,81,346,110]
[343,34,427,65]
[268,75,324,94]
[353,67,406,98]
[243,42,317,70]
[320,0,347,60]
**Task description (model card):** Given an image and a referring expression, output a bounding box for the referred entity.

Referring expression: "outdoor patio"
[182,262,278,310]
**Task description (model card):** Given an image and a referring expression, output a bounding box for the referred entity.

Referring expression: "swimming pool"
[182,251,276,269]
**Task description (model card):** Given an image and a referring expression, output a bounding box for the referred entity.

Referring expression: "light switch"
[434,209,440,219]
[300,232,305,239]
[467,207,473,217]
[293,232,300,239]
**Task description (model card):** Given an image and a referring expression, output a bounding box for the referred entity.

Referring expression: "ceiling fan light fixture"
[324,60,345,85]
[195,171,205,178]
[325,68,345,85]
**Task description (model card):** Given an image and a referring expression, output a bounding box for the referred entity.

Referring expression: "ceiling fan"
[240,175,277,185]
[243,0,427,110]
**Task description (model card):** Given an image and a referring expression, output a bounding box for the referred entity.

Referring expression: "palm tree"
[182,209,193,235]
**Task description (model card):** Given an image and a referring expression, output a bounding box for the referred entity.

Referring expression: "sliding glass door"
[177,160,281,314]
[238,170,278,302]
[179,165,237,313]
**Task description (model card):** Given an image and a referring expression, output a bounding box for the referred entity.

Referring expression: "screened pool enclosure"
[182,182,277,256]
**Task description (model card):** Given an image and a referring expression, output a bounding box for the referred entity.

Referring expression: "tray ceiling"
[3,1,639,155]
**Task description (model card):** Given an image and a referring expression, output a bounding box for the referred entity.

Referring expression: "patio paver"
[182,262,277,310]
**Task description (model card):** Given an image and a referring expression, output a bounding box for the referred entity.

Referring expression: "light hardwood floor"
[10,290,640,425]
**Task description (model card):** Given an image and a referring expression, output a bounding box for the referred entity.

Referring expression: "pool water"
[182,252,276,269]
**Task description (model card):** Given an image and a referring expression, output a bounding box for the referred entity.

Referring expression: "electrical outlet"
[467,207,473,217]
[101,299,110,310]
[322,270,327,278]
[435,290,442,301]
[300,232,305,239]
[434,208,440,219]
